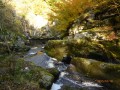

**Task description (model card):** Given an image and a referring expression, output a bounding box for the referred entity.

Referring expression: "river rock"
[71,57,120,90]
[45,40,68,61]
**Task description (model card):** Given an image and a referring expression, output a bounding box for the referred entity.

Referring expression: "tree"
[48,0,98,37]
[0,0,27,53]
[48,0,120,39]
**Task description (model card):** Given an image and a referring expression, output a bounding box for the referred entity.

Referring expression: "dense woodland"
[0,0,120,90]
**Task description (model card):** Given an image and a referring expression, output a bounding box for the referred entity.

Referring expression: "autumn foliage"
[48,0,102,31]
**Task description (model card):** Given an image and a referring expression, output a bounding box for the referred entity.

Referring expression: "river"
[24,43,108,90]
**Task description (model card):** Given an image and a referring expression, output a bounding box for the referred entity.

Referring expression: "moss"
[45,39,112,62]
[47,68,59,77]
[45,39,92,60]
[0,55,54,90]
[14,59,54,89]
[67,39,93,57]
[71,57,120,90]
[45,40,68,61]
[99,41,120,61]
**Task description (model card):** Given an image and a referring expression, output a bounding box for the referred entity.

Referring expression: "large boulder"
[0,56,54,90]
[45,39,118,63]
[45,40,68,61]
[71,57,120,90]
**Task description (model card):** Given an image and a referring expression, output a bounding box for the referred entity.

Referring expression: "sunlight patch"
[26,12,48,28]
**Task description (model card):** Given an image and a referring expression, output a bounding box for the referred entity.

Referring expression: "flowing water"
[24,44,107,90]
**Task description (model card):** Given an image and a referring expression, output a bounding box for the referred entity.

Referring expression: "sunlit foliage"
[48,0,120,39]
[48,0,98,31]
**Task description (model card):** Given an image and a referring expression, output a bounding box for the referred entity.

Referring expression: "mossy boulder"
[45,40,68,61]
[0,55,54,90]
[71,57,120,90]
[45,39,116,62]
[45,39,93,61]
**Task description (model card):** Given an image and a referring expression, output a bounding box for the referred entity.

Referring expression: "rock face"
[12,37,30,52]
[29,25,53,39]
[67,1,120,43]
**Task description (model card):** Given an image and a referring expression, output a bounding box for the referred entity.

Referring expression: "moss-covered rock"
[45,39,117,62]
[45,40,68,61]
[47,68,59,77]
[45,39,92,61]
[71,57,120,90]
[0,55,54,90]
